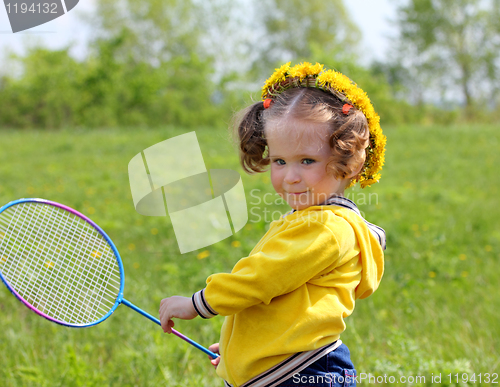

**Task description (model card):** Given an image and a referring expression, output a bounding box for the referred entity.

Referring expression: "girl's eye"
[275,159,286,165]
[302,158,315,165]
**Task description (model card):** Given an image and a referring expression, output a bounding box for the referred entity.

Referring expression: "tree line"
[0,0,498,129]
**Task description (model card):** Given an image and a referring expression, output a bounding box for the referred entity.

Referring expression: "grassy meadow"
[0,124,499,386]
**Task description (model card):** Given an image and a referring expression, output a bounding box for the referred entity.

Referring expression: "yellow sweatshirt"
[192,198,385,387]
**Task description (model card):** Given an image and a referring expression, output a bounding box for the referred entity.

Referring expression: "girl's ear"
[349,161,365,179]
[346,153,366,179]
[346,147,368,179]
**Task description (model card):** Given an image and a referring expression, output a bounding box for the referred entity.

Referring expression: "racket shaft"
[120,298,218,359]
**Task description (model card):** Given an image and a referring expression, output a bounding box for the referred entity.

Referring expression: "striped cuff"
[192,289,218,319]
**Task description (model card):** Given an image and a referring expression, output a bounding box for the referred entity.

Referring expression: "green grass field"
[0,124,498,386]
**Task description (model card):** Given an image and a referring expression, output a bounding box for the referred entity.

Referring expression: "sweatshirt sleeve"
[192,217,344,318]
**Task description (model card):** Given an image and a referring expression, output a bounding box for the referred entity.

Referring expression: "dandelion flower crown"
[261,62,386,188]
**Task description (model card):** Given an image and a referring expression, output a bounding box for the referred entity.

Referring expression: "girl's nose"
[284,167,301,184]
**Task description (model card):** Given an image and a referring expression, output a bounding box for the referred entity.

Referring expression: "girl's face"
[265,119,350,211]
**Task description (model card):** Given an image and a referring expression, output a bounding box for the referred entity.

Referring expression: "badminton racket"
[0,198,218,359]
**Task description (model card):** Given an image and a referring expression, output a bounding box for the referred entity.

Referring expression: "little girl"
[159,62,386,387]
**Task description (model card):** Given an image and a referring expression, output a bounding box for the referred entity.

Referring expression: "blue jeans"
[275,343,356,387]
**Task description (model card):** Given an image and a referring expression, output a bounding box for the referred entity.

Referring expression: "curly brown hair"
[235,87,369,180]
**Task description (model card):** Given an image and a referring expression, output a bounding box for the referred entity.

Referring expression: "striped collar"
[322,195,362,215]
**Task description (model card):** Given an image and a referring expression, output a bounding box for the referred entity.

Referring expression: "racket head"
[0,198,125,327]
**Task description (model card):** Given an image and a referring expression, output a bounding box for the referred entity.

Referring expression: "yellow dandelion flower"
[45,261,55,269]
[429,271,436,278]
[91,251,102,258]
[231,241,241,248]
[1,256,7,264]
[485,245,492,252]
[151,228,159,235]
[461,271,468,278]
[133,262,140,269]
[128,243,136,251]
[459,254,467,261]
[197,250,210,260]
[261,62,291,99]
[289,62,323,81]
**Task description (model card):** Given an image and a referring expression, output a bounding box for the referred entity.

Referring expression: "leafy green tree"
[81,0,233,125]
[88,0,202,62]
[249,0,361,78]
[0,47,84,128]
[391,0,500,110]
[264,0,359,58]
[0,30,226,129]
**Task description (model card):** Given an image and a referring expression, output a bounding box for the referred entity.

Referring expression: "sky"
[0,1,397,67]
[345,0,398,64]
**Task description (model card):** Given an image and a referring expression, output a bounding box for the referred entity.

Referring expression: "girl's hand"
[159,296,197,334]
[208,343,220,368]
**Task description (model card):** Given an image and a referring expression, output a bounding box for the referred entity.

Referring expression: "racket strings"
[37,209,113,322]
[0,204,99,323]
[23,207,113,323]
[7,205,72,313]
[0,203,119,323]
[0,202,121,325]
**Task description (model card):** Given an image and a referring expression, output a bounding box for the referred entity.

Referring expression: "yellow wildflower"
[261,62,291,99]
[45,261,55,269]
[289,62,323,81]
[197,250,210,260]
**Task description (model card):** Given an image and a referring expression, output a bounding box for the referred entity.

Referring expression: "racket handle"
[121,298,219,359]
